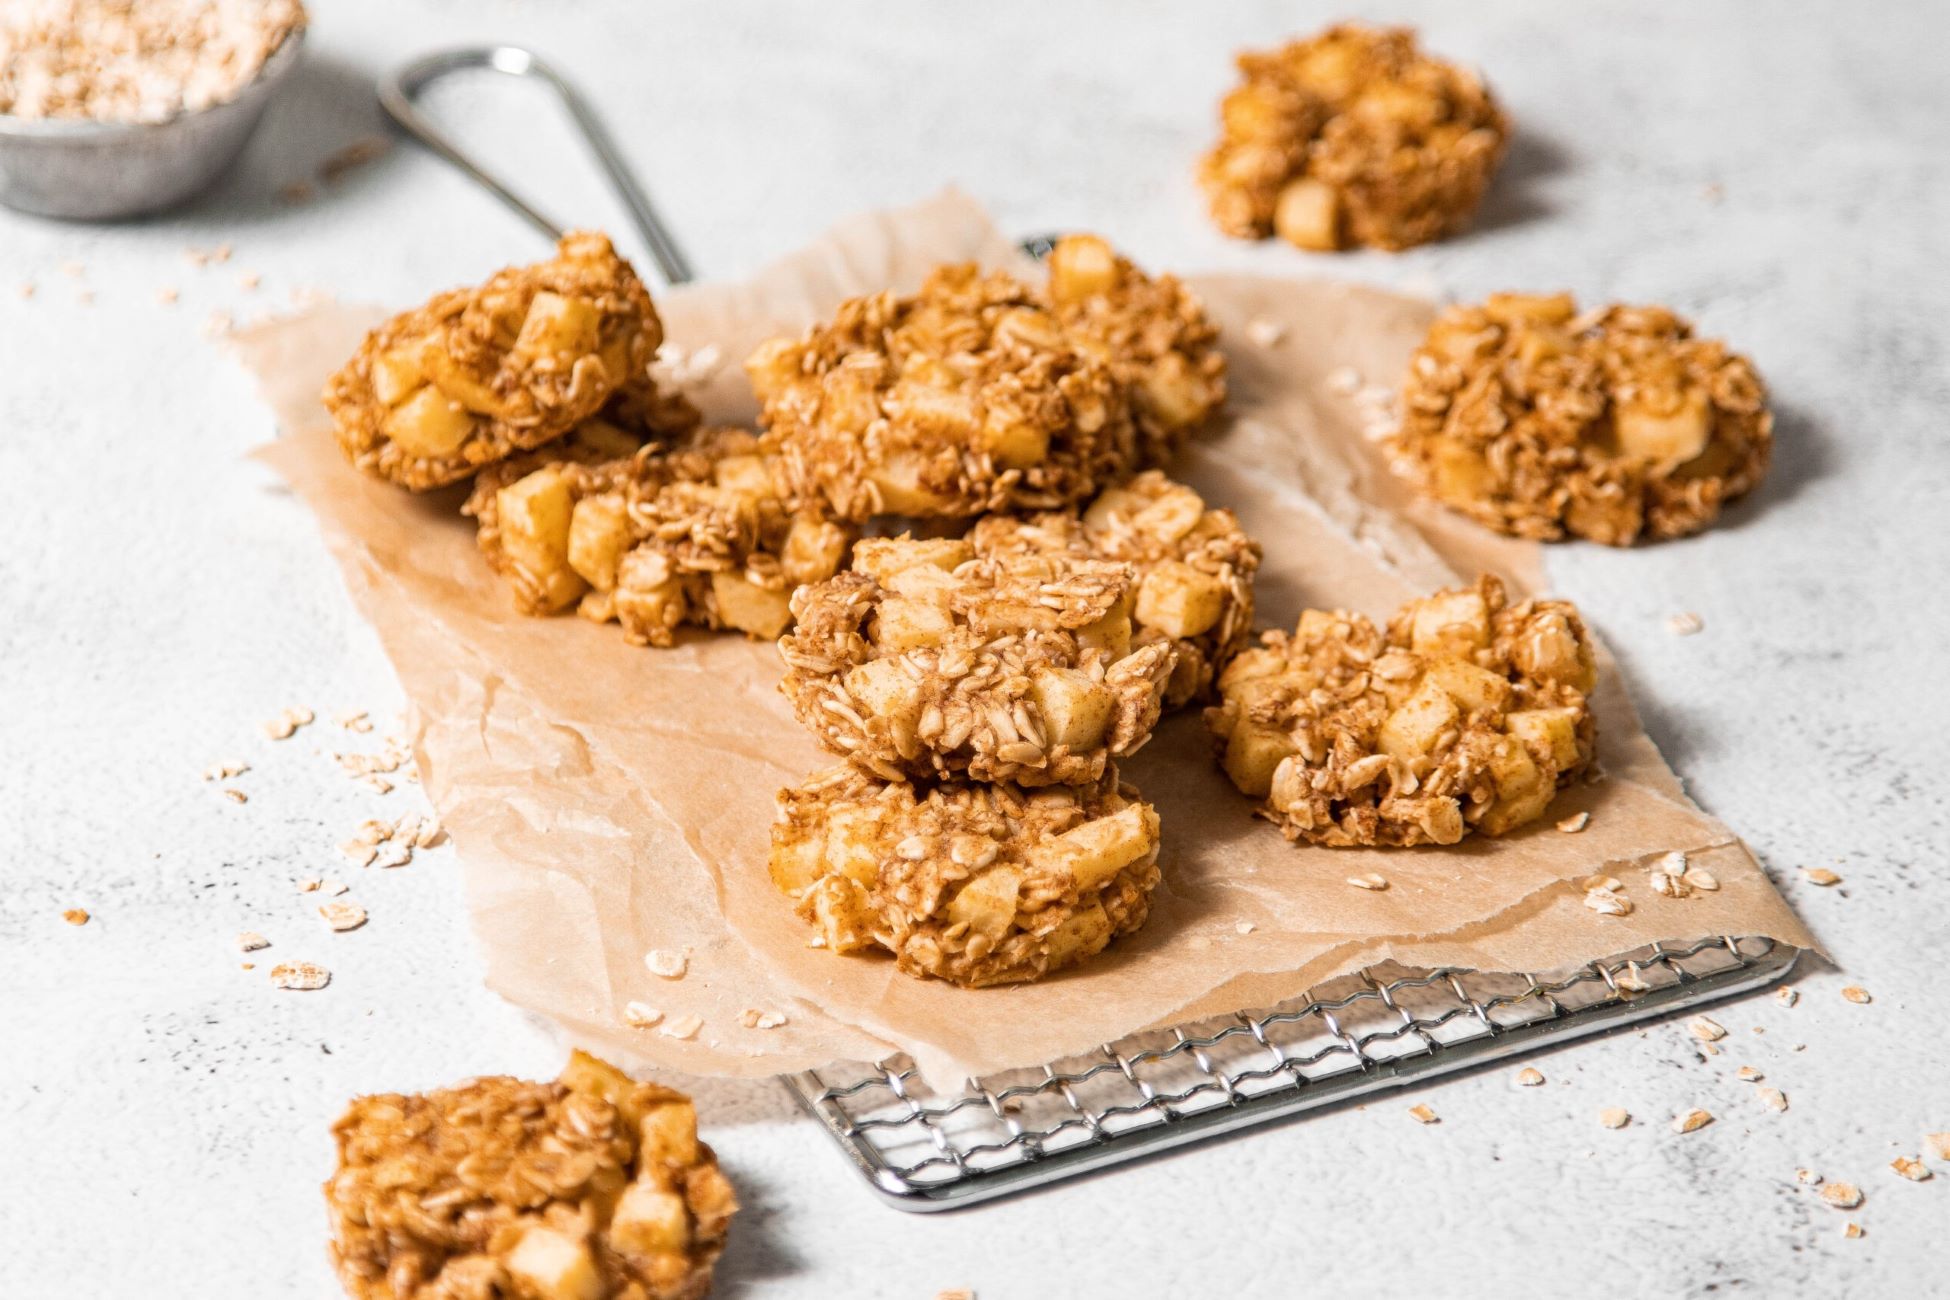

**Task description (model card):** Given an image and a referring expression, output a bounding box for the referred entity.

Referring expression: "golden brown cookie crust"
[969,471,1261,708]
[1199,24,1507,252]
[1389,294,1772,544]
[779,537,1177,785]
[325,1051,736,1300]
[325,232,676,491]
[769,764,1160,987]
[1207,576,1597,847]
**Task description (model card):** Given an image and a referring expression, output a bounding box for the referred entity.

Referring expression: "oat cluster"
[770,765,1160,986]
[969,471,1261,707]
[326,1051,736,1300]
[0,0,305,122]
[1207,576,1597,846]
[468,425,853,644]
[779,537,1176,786]
[1389,293,1773,544]
[748,236,1224,522]
[326,232,692,491]
[1199,23,1507,252]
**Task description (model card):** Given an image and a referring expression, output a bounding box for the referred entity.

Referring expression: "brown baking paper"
[238,189,1814,1089]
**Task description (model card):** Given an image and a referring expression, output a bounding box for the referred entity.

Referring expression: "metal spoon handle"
[379,45,695,286]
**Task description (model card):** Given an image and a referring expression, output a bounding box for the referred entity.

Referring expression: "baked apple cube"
[1030,665,1116,753]
[513,291,604,364]
[610,1184,690,1256]
[1136,560,1227,639]
[382,385,475,456]
[498,466,587,613]
[945,866,1022,942]
[1378,680,1460,768]
[507,1227,604,1300]
[567,494,630,591]
[710,571,792,639]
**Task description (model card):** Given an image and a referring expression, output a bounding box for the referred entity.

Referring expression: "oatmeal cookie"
[1199,24,1507,252]
[467,425,853,643]
[325,1050,737,1300]
[769,764,1160,987]
[1043,235,1229,465]
[969,471,1260,708]
[747,261,1137,521]
[1207,576,1596,846]
[1389,293,1773,544]
[779,537,1177,785]
[326,231,685,490]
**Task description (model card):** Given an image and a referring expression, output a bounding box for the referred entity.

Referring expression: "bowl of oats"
[0,0,307,220]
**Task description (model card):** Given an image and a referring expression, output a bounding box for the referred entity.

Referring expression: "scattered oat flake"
[1776,987,1799,1007]
[1819,1182,1863,1209]
[1688,1016,1727,1042]
[270,961,330,991]
[320,878,349,897]
[1407,1104,1439,1124]
[1890,1156,1931,1182]
[936,1290,975,1300]
[1556,812,1589,833]
[658,1014,703,1041]
[1736,1066,1763,1082]
[202,760,248,781]
[1667,612,1704,636]
[297,878,320,893]
[1584,888,1632,917]
[62,908,90,926]
[1796,1168,1821,1185]
[1346,873,1388,891]
[321,135,391,183]
[20,282,35,299]
[1653,852,1688,876]
[373,842,413,870]
[1802,867,1842,886]
[623,1002,662,1028]
[1672,1109,1715,1134]
[340,840,378,867]
[644,949,688,979]
[319,902,367,932]
[237,271,261,290]
[1841,985,1871,1005]
[1842,1222,1864,1240]
[237,931,270,952]
[1684,868,1720,892]
[1243,317,1287,348]
[202,311,232,339]
[263,707,313,739]
[222,788,248,804]
[156,287,179,305]
[1758,1087,1788,1113]
[1324,364,1362,395]
[338,710,371,732]
[1515,1068,1544,1087]
[1651,871,1690,899]
[1613,965,1651,994]
[1235,921,1256,935]
[361,776,394,795]
[1927,1133,1950,1161]
[740,1008,787,1030]
[1599,1108,1631,1129]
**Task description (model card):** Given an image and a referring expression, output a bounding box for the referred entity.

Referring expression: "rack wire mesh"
[784,935,1797,1210]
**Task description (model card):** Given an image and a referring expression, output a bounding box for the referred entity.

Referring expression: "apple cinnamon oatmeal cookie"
[467,426,853,643]
[747,261,1137,521]
[1043,235,1229,465]
[1207,576,1596,846]
[769,764,1160,986]
[969,471,1260,708]
[1388,293,1773,544]
[779,537,1176,785]
[1199,24,1507,252]
[326,1050,737,1300]
[326,231,688,490]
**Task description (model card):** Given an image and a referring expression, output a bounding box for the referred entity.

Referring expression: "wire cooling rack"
[783,935,1798,1210]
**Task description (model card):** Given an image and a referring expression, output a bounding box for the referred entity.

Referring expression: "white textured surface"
[3,3,1946,1296]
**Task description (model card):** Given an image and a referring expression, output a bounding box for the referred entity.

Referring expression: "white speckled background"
[2,3,1944,1296]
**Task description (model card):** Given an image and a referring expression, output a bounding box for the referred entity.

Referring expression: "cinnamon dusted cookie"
[326,231,691,490]
[1389,293,1772,544]
[1207,576,1596,846]
[779,537,1176,786]
[1199,23,1507,252]
[969,471,1260,708]
[326,1051,736,1300]
[769,764,1160,987]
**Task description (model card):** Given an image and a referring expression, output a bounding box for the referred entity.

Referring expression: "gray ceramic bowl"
[0,27,306,220]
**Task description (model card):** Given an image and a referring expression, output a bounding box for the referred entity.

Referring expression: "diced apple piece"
[558,1047,644,1121]
[1076,592,1134,659]
[844,658,924,755]
[506,1228,603,1300]
[781,517,851,586]
[1030,803,1158,891]
[768,831,827,894]
[639,1101,699,1168]
[1482,292,1576,327]
[946,866,1022,941]
[609,1183,690,1256]
[1378,681,1460,766]
[1274,177,1341,252]
[1132,482,1207,543]
[499,467,587,613]
[370,347,424,407]
[1478,736,1554,835]
[1029,666,1116,753]
[981,416,1050,470]
[713,453,772,501]
[1615,388,1712,470]
[1218,644,1290,691]
[572,417,638,459]
[1136,561,1227,640]
[991,305,1064,350]
[1297,609,1344,643]
[710,571,792,639]
[513,291,602,362]
[851,538,972,585]
[1430,437,1496,505]
[1224,723,1299,797]
[383,386,475,456]
[822,807,885,888]
[1506,707,1582,771]
[613,575,687,644]
[567,495,630,591]
[1354,81,1443,128]
[744,337,797,404]
[1039,902,1112,968]
[422,346,510,418]
[1047,235,1119,304]
[1422,658,1512,714]
[1512,610,1595,691]
[684,1162,739,1229]
[1408,589,1491,656]
[1137,352,1213,433]
[806,875,876,954]
[872,597,954,651]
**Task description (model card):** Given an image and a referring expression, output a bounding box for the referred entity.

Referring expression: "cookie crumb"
[1841,985,1871,1004]
[1757,1087,1788,1113]
[1666,612,1704,636]
[1819,1181,1862,1210]
[1775,987,1798,1008]
[1672,1109,1714,1134]
[1514,1068,1544,1087]
[1926,1133,1950,1161]
[62,908,90,926]
[1842,1222,1864,1240]
[1890,1156,1931,1182]
[320,902,368,932]
[1735,1066,1763,1082]
[644,949,688,979]
[1802,867,1841,886]
[238,931,270,952]
[1599,1108,1631,1129]
[271,961,331,991]
[1687,1016,1727,1042]
[1407,1104,1439,1125]
[222,788,248,804]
